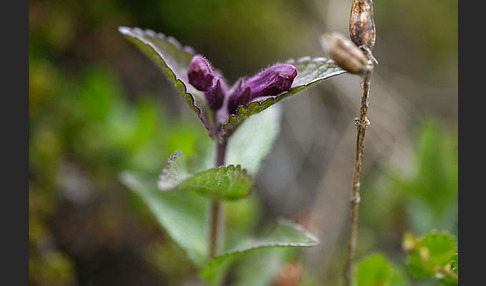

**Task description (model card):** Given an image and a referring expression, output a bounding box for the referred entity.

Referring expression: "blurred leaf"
[232,247,291,286]
[119,171,208,267]
[157,151,191,190]
[387,268,411,286]
[222,57,345,137]
[118,27,216,137]
[389,118,458,234]
[224,196,262,249]
[451,253,458,275]
[405,231,457,281]
[355,253,411,286]
[355,253,392,286]
[77,66,120,122]
[130,98,160,148]
[180,165,253,200]
[200,219,318,285]
[226,104,282,176]
[224,219,318,255]
[167,128,201,159]
[183,104,283,178]
[158,151,254,200]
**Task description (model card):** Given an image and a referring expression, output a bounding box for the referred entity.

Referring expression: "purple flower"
[188,55,227,110]
[188,55,297,116]
[227,64,297,114]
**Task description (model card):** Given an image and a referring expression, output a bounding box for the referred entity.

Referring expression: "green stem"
[209,138,227,258]
[438,267,459,282]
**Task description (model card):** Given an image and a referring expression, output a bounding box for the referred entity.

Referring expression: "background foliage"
[29,0,457,285]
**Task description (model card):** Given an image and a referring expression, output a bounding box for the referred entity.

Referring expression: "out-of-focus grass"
[358,117,458,262]
[29,62,207,285]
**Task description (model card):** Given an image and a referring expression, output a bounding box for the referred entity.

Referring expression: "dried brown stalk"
[342,1,376,284]
[343,63,373,286]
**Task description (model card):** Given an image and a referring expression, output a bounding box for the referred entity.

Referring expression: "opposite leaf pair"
[118,26,345,140]
[118,26,347,284]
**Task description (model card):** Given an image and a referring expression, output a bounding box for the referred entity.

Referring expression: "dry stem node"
[354,117,370,128]
[350,193,361,203]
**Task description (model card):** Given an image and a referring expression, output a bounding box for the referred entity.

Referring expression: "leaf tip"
[118,26,130,33]
[158,151,185,191]
[277,218,320,246]
[118,171,131,185]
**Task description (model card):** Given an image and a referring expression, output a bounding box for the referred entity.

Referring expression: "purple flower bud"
[227,64,297,114]
[246,64,297,100]
[227,80,251,115]
[188,55,227,110]
[188,55,215,92]
[206,78,226,110]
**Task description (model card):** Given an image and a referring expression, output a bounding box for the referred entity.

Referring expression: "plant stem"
[209,138,227,258]
[438,267,459,282]
[343,62,373,286]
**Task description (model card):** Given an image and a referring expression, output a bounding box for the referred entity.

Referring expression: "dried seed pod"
[349,0,376,50]
[320,33,369,75]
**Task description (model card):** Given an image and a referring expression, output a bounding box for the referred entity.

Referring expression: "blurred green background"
[29,0,457,285]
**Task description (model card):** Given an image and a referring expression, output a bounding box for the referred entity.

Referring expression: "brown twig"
[208,138,227,258]
[343,57,374,286]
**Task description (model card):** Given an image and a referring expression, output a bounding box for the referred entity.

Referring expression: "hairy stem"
[209,138,227,258]
[343,64,373,286]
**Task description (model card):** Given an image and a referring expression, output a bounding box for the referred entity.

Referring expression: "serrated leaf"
[120,27,346,139]
[405,231,457,280]
[451,253,458,274]
[119,171,208,266]
[421,232,457,265]
[180,164,253,200]
[200,219,318,285]
[222,57,345,136]
[158,151,253,200]
[118,27,216,137]
[355,253,392,286]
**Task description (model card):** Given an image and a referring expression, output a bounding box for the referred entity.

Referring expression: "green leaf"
[180,164,253,200]
[451,253,458,274]
[225,219,318,254]
[118,27,216,137]
[389,118,458,234]
[222,57,345,136]
[387,268,411,286]
[119,171,208,267]
[184,104,282,178]
[119,27,346,139]
[232,247,292,286]
[355,253,392,286]
[200,219,318,285]
[158,151,254,200]
[157,151,191,190]
[226,104,282,176]
[405,231,457,280]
